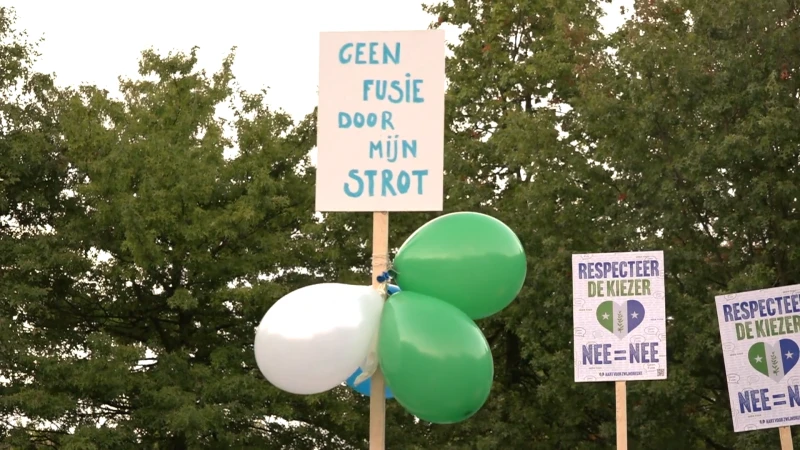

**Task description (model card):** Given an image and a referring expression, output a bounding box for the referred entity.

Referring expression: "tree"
[406,0,800,448]
[408,0,626,448]
[0,34,392,447]
[571,0,800,448]
[0,7,72,446]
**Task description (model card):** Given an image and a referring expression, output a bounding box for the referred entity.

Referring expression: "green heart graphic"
[596,300,645,339]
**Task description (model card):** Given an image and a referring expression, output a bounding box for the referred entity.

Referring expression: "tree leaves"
[0,16,360,445]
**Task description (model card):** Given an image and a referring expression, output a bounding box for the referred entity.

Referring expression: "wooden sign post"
[571,251,667,449]
[715,284,800,448]
[616,381,627,449]
[369,211,389,449]
[316,30,445,449]
[779,426,792,449]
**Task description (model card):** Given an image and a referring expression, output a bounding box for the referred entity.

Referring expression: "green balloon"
[378,291,494,424]
[393,212,526,319]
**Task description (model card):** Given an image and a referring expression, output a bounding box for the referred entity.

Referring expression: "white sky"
[8,0,631,121]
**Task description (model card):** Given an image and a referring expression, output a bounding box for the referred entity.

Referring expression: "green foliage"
[412,0,623,448]
[570,1,800,447]
[0,10,376,447]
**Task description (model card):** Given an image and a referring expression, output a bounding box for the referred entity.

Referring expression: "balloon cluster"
[254,212,526,424]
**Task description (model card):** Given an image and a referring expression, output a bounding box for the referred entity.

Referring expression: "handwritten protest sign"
[316,30,445,212]
[716,284,800,432]
[572,251,667,382]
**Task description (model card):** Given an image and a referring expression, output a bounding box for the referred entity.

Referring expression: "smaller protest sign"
[716,284,800,432]
[572,251,667,382]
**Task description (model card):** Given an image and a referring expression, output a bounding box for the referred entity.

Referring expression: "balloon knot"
[353,372,370,386]
[376,271,391,283]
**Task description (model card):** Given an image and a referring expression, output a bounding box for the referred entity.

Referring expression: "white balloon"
[254,283,384,395]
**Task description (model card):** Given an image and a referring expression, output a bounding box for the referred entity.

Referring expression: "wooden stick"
[616,381,627,450]
[369,369,387,450]
[779,426,792,450]
[369,211,389,450]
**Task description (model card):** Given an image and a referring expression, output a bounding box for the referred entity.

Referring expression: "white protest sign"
[572,251,667,382]
[716,284,800,432]
[316,30,445,212]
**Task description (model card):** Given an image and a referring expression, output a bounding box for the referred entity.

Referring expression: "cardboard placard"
[716,284,800,432]
[573,251,667,382]
[316,30,445,212]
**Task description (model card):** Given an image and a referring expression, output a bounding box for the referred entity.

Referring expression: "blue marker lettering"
[364,170,378,196]
[344,169,363,197]
[397,171,411,194]
[386,135,398,162]
[381,170,396,196]
[369,141,383,159]
[381,111,394,130]
[363,75,425,103]
[412,79,424,103]
[369,137,417,162]
[412,170,428,194]
[339,42,400,65]
[338,112,381,129]
[402,140,417,158]
[338,43,354,64]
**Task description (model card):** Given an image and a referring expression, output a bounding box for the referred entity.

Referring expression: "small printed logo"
[749,339,800,382]
[596,300,645,338]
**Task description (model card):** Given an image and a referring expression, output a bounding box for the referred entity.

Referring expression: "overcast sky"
[8,0,631,121]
